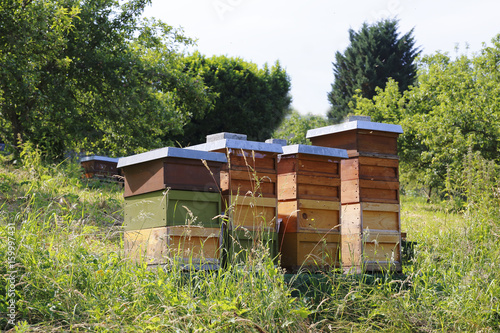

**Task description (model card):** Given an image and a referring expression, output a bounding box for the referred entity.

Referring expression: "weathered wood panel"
[278,199,340,233]
[124,190,221,231]
[279,232,341,270]
[124,226,222,265]
[226,196,277,231]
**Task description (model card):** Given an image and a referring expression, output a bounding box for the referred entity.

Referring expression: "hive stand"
[277,144,348,271]
[117,147,227,269]
[187,133,283,262]
[307,116,404,273]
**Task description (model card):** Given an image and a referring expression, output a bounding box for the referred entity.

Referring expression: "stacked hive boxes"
[307,116,404,273]
[117,147,227,269]
[187,133,283,261]
[277,144,348,271]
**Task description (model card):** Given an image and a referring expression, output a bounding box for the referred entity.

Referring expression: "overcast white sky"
[142,0,500,116]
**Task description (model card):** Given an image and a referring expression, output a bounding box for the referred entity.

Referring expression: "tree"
[0,0,212,159]
[272,110,330,145]
[177,53,292,146]
[327,19,419,123]
[352,35,500,198]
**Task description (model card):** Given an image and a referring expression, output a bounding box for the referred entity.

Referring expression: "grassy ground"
[1,148,500,332]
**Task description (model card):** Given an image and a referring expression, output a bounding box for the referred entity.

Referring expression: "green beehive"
[118,147,228,267]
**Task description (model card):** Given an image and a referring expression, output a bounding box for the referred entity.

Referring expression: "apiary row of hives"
[117,117,403,273]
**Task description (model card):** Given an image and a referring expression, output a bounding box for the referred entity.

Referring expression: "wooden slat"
[341,179,360,204]
[298,183,339,201]
[361,202,400,212]
[297,174,340,187]
[364,242,400,262]
[358,156,399,168]
[340,159,359,181]
[364,231,400,243]
[363,211,399,232]
[360,188,398,203]
[299,199,340,211]
[296,158,339,175]
[359,165,398,181]
[279,232,341,269]
[357,132,398,156]
[309,130,357,152]
[360,179,400,190]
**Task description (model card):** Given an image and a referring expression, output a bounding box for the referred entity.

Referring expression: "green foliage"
[0,0,212,160]
[353,35,500,196]
[272,110,330,145]
[328,19,419,123]
[177,53,292,146]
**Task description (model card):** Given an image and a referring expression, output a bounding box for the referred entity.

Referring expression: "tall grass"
[1,146,500,332]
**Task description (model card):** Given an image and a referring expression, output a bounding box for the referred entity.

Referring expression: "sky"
[142,0,500,116]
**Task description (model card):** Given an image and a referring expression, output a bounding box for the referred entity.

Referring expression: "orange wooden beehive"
[277,144,348,271]
[187,133,284,260]
[307,116,404,273]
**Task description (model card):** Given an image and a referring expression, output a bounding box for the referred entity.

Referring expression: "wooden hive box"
[80,155,120,180]
[341,203,401,272]
[306,116,402,158]
[186,133,283,231]
[118,147,228,267]
[117,147,227,198]
[306,117,404,273]
[187,133,283,261]
[276,144,348,270]
[124,225,225,269]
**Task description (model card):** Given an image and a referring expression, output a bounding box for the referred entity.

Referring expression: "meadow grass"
[1,147,500,332]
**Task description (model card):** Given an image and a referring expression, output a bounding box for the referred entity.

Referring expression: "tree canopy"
[176,53,292,146]
[0,0,212,159]
[327,19,419,123]
[272,110,330,145]
[352,35,500,197]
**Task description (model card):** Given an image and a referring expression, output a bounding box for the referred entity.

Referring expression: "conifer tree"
[327,19,419,122]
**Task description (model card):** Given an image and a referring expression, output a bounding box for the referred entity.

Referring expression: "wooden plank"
[340,204,362,234]
[279,200,340,233]
[227,179,276,197]
[309,130,358,152]
[297,207,340,232]
[279,232,340,269]
[299,199,340,211]
[341,234,363,267]
[363,211,399,232]
[359,165,398,181]
[231,203,277,230]
[163,158,222,193]
[124,191,167,231]
[340,158,359,181]
[296,158,339,175]
[341,179,360,204]
[361,202,400,212]
[124,229,153,261]
[357,132,398,156]
[296,174,340,187]
[360,188,398,203]
[228,151,276,172]
[298,183,340,201]
[123,159,164,197]
[364,242,400,262]
[277,155,298,174]
[230,170,277,182]
[278,173,297,200]
[360,179,400,190]
[166,191,221,228]
[358,156,399,168]
[364,231,400,243]
[278,200,299,233]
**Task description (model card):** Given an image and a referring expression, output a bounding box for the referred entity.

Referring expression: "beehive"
[307,117,403,273]
[277,144,348,270]
[187,133,283,261]
[80,155,120,180]
[118,147,228,267]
